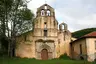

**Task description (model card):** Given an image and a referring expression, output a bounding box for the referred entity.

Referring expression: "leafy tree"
[0,0,34,57]
[0,0,13,56]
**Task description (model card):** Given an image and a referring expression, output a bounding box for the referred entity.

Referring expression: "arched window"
[47,10,51,16]
[41,10,45,16]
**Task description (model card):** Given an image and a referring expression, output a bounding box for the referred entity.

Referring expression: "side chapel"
[16,4,71,60]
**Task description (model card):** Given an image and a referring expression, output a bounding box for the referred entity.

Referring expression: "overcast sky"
[28,0,96,32]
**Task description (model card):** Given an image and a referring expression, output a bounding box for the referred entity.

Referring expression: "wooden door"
[41,49,48,60]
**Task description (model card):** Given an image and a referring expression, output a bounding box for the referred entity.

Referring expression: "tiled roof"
[71,31,96,44]
[83,31,96,37]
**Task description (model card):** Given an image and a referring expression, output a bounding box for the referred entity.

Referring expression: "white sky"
[27,0,96,32]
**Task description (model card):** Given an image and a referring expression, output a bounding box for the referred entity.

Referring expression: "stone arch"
[46,9,51,16]
[35,39,55,59]
[41,49,48,60]
[41,9,45,16]
[39,43,52,52]
[59,22,68,31]
[39,43,53,59]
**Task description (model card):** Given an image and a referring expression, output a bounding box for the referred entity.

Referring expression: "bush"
[94,58,96,62]
[59,53,70,60]
[0,47,7,56]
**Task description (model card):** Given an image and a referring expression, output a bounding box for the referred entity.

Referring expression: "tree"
[0,0,34,57]
[0,0,13,56]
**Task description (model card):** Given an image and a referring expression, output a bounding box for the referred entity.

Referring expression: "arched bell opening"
[41,9,45,16]
[46,10,51,16]
[59,23,68,31]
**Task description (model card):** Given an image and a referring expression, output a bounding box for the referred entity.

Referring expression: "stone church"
[15,4,71,60]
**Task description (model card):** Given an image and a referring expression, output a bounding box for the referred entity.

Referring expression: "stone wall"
[86,38,96,61]
[71,39,87,60]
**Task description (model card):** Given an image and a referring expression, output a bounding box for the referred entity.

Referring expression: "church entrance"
[41,49,48,60]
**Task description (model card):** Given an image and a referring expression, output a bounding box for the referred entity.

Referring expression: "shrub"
[94,58,96,62]
[59,53,70,60]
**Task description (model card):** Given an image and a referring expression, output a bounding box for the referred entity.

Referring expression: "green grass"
[0,57,94,64]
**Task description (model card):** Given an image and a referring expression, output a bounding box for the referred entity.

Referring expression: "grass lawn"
[0,57,95,64]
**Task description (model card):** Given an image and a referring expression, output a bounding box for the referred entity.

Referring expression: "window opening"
[41,10,45,16]
[47,10,50,16]
[44,22,47,28]
[44,30,47,36]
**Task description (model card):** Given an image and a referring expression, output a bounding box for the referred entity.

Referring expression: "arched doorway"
[41,49,48,60]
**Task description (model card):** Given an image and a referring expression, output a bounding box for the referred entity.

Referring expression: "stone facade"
[86,38,96,61]
[15,4,71,60]
[71,32,96,61]
[70,39,87,60]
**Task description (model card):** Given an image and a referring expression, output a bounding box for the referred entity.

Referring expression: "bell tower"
[33,4,58,37]
[33,4,58,59]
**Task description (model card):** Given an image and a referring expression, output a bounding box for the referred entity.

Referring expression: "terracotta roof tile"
[83,31,96,37]
[71,31,96,44]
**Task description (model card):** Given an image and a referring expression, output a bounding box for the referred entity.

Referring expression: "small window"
[44,5,47,9]
[44,22,46,24]
[72,46,74,52]
[80,44,82,54]
[44,22,47,28]
[44,30,47,36]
